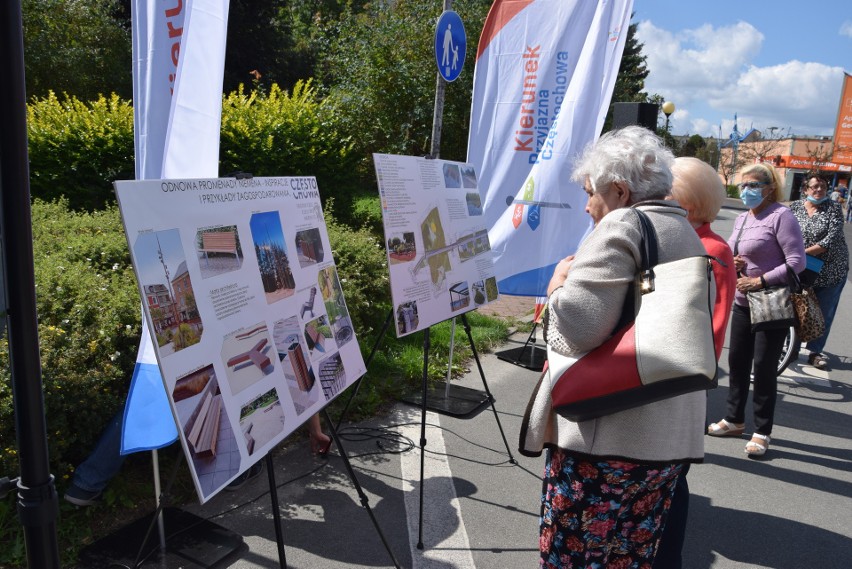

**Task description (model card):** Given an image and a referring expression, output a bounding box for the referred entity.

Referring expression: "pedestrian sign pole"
[434,8,466,83]
[429,2,466,158]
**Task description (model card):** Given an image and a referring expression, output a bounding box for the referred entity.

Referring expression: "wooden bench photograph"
[199,229,239,267]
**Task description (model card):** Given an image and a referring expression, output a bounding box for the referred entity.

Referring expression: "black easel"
[336,309,517,549]
[261,411,402,569]
[496,320,545,371]
[413,313,516,548]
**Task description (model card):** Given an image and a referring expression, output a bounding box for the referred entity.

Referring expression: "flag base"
[400,381,491,417]
[77,507,245,568]
[496,344,545,371]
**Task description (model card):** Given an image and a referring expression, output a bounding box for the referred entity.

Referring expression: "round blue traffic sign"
[434,10,466,82]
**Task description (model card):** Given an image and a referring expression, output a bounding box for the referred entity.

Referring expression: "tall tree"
[602,17,651,132]
[23,0,132,100]
[315,0,492,166]
[223,0,373,93]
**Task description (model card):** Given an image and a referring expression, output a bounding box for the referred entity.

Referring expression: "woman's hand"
[547,255,576,296]
[736,276,764,293]
[733,255,747,274]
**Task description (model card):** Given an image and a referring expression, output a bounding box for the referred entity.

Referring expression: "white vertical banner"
[124,0,230,453]
[162,0,229,178]
[467,0,634,296]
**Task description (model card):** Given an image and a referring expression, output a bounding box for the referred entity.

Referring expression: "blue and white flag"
[467,0,633,296]
[123,0,230,453]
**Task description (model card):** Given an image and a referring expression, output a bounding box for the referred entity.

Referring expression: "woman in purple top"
[707,163,805,457]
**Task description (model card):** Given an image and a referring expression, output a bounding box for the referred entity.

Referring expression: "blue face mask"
[806,195,828,205]
[740,188,765,209]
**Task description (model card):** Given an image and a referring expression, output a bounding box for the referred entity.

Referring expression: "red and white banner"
[467,0,634,296]
[123,0,229,453]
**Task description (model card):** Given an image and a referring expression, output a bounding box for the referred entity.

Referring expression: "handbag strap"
[732,215,747,256]
[632,208,658,293]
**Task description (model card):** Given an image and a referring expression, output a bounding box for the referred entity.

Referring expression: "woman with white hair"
[520,126,709,567]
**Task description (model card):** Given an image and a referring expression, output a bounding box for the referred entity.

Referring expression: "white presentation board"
[114,176,365,502]
[373,154,499,337]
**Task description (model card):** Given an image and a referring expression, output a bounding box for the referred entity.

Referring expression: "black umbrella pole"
[0,2,61,568]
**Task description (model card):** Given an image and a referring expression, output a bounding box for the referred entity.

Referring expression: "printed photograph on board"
[461,165,478,188]
[303,315,336,362]
[250,211,296,303]
[172,364,240,499]
[386,232,417,264]
[134,228,203,355]
[316,352,347,401]
[239,388,285,456]
[273,315,321,416]
[294,227,325,268]
[220,322,275,395]
[317,266,355,347]
[195,225,243,278]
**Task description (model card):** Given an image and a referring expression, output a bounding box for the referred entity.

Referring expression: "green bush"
[27,92,135,211]
[26,83,361,220]
[0,199,142,480]
[219,81,362,221]
[323,200,391,339]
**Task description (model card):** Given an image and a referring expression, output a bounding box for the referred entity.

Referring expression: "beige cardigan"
[519,202,708,463]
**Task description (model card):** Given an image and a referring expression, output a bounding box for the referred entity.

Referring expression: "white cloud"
[636,20,763,105]
[637,19,845,136]
[841,21,852,38]
[708,61,845,133]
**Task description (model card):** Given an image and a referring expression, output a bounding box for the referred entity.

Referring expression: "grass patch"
[1,312,512,568]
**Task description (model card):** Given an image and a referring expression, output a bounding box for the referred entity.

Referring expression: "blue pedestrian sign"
[435,10,466,82]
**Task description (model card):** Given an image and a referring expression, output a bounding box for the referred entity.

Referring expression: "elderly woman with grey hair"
[520,126,709,567]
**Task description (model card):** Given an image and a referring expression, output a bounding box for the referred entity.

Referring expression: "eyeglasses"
[807,185,826,190]
[738,181,767,190]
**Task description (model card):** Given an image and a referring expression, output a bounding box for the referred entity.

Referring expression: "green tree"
[679,134,707,158]
[223,1,373,93]
[603,17,651,132]
[22,0,132,100]
[316,0,492,167]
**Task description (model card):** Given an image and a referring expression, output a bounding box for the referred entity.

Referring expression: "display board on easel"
[114,176,366,503]
[373,153,499,337]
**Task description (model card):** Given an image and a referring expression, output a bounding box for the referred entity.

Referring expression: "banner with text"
[115,177,366,503]
[374,154,499,337]
[467,0,634,296]
[125,0,229,453]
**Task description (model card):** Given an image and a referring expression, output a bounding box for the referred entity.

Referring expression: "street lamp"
[662,101,675,136]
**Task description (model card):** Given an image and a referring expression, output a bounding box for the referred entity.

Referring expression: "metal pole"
[429,0,452,159]
[0,2,61,567]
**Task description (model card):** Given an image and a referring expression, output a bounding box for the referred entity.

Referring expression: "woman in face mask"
[789,175,849,370]
[707,163,805,457]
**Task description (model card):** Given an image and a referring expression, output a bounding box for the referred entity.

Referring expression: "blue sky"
[632,0,851,138]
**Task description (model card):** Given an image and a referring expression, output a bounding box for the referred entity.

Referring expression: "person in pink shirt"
[670,157,737,358]
[655,157,737,569]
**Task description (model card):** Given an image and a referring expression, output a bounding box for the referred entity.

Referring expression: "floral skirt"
[539,448,683,569]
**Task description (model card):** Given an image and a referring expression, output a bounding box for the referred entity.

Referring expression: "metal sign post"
[429,2,466,159]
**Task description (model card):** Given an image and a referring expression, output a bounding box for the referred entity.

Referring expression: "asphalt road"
[99,199,852,568]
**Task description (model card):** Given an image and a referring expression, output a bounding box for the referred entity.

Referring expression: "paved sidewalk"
[165,205,851,568]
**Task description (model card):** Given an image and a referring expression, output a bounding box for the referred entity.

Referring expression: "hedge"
[26,82,364,221]
[0,198,391,480]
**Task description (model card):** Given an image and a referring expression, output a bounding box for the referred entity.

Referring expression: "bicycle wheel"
[777,325,799,375]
